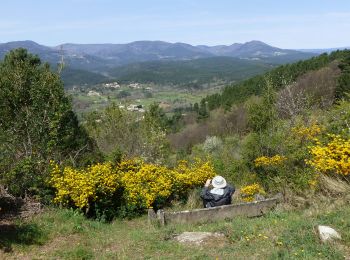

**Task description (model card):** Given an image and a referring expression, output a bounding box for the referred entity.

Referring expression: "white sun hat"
[211,176,227,188]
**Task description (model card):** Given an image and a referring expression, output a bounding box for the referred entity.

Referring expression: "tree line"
[200,50,350,112]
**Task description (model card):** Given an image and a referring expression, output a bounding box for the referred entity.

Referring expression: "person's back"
[200,176,235,208]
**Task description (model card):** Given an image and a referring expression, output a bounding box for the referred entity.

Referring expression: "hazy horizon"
[1,0,350,49]
[1,39,350,50]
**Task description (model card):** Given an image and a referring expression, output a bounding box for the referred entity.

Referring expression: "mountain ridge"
[0,40,317,86]
[0,40,315,68]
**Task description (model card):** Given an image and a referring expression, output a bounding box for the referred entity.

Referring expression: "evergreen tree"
[247,80,277,132]
[198,99,209,120]
[193,102,199,113]
[335,52,350,100]
[0,49,94,196]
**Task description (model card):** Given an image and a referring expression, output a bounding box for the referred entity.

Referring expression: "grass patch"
[0,222,46,253]
[2,202,350,259]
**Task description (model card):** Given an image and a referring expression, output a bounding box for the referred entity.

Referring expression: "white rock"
[174,232,224,245]
[317,225,341,242]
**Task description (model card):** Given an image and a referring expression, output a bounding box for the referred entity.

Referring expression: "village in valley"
[69,79,218,116]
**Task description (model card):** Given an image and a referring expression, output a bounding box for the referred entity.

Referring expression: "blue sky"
[1,0,350,48]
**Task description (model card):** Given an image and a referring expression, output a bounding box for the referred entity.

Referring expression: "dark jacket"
[200,185,235,208]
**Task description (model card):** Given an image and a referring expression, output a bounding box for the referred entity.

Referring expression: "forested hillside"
[203,50,349,110]
[1,48,349,213]
[166,49,350,194]
[60,68,110,87]
[109,56,272,85]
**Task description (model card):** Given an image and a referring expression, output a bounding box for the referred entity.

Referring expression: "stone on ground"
[317,225,341,243]
[174,232,225,245]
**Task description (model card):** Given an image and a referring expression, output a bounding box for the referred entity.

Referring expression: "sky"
[1,0,350,49]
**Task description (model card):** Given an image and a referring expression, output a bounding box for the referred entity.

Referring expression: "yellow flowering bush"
[49,158,216,217]
[119,161,174,208]
[49,162,119,210]
[291,123,322,140]
[173,159,216,195]
[306,135,350,176]
[254,155,287,167]
[240,183,266,202]
[308,178,319,190]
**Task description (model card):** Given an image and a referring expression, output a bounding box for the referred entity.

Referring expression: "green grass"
[2,202,350,259]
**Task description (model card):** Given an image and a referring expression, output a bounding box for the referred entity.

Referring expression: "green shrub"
[0,49,98,199]
[2,158,43,197]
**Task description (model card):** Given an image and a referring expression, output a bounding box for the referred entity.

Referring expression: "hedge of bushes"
[49,158,215,219]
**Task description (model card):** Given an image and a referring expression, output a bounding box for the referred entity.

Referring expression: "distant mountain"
[55,41,213,67]
[0,40,317,86]
[197,40,309,59]
[297,47,350,54]
[196,43,242,56]
[0,40,315,69]
[0,40,60,64]
[58,40,315,65]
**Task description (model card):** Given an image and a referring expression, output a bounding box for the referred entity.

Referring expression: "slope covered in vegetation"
[202,50,349,110]
[0,46,350,259]
[1,48,349,215]
[109,56,273,85]
[167,49,350,204]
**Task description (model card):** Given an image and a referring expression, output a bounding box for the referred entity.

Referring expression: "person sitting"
[200,176,235,208]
